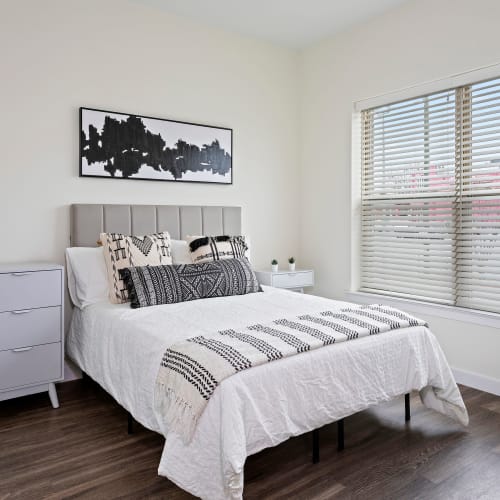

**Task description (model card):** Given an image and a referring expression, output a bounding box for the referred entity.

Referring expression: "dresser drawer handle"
[11,272,31,277]
[12,346,34,353]
[11,309,32,315]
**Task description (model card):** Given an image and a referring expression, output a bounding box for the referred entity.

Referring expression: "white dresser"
[0,263,64,408]
[255,269,314,293]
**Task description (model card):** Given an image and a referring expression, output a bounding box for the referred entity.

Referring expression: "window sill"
[345,291,500,329]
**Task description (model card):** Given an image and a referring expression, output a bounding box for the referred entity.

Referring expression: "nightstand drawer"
[0,306,61,351]
[0,342,62,391]
[272,271,314,289]
[0,269,61,313]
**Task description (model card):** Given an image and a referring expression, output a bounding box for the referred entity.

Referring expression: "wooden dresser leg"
[48,383,59,409]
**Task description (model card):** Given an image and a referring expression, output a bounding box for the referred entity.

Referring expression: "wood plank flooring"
[1,380,499,499]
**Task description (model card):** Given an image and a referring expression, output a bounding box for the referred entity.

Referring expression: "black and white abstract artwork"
[80,107,232,184]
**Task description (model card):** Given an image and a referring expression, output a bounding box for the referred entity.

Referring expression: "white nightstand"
[255,269,314,293]
[0,263,64,408]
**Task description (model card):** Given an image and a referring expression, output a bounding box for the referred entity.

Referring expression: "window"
[361,77,500,314]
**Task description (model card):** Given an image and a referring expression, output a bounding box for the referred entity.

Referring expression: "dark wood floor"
[1,381,499,500]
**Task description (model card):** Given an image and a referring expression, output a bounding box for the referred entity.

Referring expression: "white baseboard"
[452,367,500,396]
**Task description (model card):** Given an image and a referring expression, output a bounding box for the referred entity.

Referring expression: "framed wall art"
[80,107,232,184]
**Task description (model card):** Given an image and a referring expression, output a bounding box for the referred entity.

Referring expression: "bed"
[66,204,468,500]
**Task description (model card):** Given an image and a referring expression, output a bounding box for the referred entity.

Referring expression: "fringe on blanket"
[154,384,200,443]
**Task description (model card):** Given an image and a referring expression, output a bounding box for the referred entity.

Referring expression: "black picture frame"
[79,107,233,185]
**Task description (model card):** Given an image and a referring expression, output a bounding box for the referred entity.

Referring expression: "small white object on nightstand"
[0,263,64,408]
[255,269,314,293]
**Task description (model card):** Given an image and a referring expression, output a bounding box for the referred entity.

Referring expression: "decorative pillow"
[100,231,172,303]
[120,258,261,308]
[187,235,248,264]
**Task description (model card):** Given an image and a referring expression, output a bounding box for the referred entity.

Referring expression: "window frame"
[351,63,500,327]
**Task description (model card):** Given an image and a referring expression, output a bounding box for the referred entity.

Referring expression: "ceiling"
[131,0,411,49]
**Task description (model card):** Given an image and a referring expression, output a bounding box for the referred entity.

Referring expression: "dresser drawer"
[272,271,314,289]
[0,342,62,391]
[0,306,61,351]
[0,269,62,313]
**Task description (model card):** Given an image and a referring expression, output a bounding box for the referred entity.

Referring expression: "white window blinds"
[361,77,500,314]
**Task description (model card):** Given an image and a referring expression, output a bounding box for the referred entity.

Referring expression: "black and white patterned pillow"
[187,235,248,264]
[100,231,172,304]
[120,258,261,308]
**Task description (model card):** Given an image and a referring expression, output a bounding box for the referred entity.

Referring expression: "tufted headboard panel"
[70,204,241,246]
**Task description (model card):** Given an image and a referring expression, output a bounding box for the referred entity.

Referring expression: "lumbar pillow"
[100,231,172,303]
[120,258,261,308]
[187,235,248,264]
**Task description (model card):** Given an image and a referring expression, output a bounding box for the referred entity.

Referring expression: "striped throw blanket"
[154,304,427,443]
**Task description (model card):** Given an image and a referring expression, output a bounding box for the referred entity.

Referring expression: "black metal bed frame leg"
[337,418,345,451]
[312,429,319,464]
[128,412,134,434]
[405,393,411,422]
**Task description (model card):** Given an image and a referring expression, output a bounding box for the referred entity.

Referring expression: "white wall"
[3,0,499,389]
[0,0,299,270]
[299,0,500,384]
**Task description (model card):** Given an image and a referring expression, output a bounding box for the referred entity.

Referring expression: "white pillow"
[171,239,193,264]
[66,247,109,309]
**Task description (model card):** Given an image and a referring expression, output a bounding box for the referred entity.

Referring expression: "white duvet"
[67,286,468,500]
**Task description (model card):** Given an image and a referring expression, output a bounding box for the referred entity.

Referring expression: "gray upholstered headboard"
[70,204,241,247]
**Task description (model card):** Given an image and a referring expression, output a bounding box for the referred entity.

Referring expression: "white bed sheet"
[67,286,468,500]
